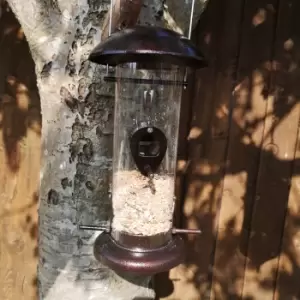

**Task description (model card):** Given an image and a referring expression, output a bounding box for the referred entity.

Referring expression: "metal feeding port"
[79,25,207,275]
[130,126,167,176]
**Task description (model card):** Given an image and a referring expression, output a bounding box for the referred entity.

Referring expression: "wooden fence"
[156,0,300,299]
[0,2,40,299]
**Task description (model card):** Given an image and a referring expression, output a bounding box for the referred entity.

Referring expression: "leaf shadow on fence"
[0,0,41,172]
[0,1,41,299]
[155,0,300,299]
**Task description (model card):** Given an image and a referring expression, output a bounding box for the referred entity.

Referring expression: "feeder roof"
[88,26,207,69]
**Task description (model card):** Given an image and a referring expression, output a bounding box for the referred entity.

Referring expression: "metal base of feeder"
[94,231,185,274]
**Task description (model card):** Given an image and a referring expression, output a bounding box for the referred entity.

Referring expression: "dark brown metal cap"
[89,26,207,69]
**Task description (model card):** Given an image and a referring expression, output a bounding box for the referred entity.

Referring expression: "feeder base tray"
[94,232,185,274]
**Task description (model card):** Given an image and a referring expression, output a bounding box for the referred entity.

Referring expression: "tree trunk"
[4,0,207,299]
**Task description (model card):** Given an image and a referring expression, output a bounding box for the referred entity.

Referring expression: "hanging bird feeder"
[80,4,207,275]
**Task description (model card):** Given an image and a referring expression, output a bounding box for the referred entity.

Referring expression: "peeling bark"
[4,0,207,299]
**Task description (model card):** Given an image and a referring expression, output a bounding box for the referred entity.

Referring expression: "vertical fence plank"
[157,0,245,299]
[241,0,300,297]
[154,13,201,300]
[211,0,279,299]
[271,0,300,299]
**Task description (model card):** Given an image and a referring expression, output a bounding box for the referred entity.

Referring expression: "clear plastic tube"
[112,63,184,236]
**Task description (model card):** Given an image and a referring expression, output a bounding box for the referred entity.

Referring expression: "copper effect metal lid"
[89,26,207,69]
[94,232,185,274]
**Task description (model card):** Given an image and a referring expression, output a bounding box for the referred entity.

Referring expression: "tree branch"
[101,0,142,40]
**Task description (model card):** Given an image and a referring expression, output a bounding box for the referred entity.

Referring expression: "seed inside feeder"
[112,170,175,236]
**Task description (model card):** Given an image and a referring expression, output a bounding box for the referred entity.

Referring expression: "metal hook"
[106,0,114,75]
[184,0,196,84]
[109,0,113,36]
[188,0,196,40]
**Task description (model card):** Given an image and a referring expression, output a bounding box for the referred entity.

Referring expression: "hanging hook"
[109,0,114,36]
[188,0,196,40]
[106,0,114,75]
[184,0,196,85]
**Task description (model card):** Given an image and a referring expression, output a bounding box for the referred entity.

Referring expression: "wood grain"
[211,0,280,299]
[155,0,245,299]
[272,0,300,299]
[240,0,300,298]
[0,2,40,299]
[154,0,300,299]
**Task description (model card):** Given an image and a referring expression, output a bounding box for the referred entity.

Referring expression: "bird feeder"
[80,26,207,274]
